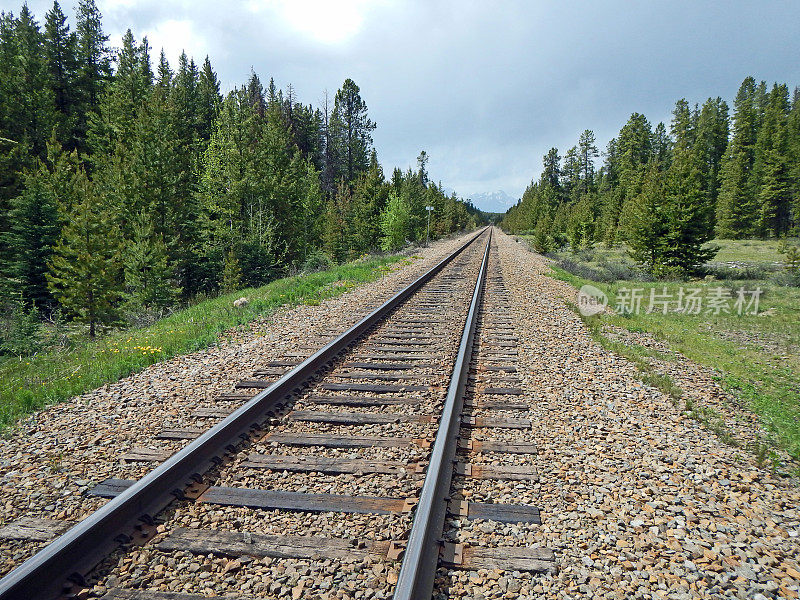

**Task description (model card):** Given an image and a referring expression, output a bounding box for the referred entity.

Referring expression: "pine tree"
[43,1,79,149]
[330,78,376,184]
[626,164,669,271]
[2,137,76,308]
[197,56,221,142]
[47,170,122,337]
[221,249,242,293]
[753,84,792,236]
[198,87,315,285]
[790,87,800,233]
[123,211,180,312]
[1,12,25,265]
[695,97,729,206]
[717,77,760,237]
[156,49,172,90]
[74,0,110,153]
[246,68,265,116]
[88,28,151,158]
[1,6,56,281]
[347,152,386,255]
[168,51,203,289]
[659,100,717,274]
[8,5,57,160]
[4,169,59,307]
[320,89,339,199]
[616,113,653,230]
[651,122,672,168]
[566,193,596,250]
[542,147,562,193]
[561,146,581,202]
[323,180,353,262]
[531,212,554,253]
[577,129,598,194]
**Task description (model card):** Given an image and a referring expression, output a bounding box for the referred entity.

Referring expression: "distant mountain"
[467,190,517,213]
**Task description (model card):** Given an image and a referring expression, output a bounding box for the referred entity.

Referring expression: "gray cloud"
[17,0,800,209]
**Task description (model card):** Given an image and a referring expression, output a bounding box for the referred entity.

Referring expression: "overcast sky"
[13,0,800,210]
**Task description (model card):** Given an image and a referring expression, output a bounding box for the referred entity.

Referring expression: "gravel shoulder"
[496,229,800,599]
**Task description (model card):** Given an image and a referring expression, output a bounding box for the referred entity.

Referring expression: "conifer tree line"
[0,2,478,337]
[501,76,800,276]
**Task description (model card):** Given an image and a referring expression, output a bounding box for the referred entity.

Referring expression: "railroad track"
[0,227,554,599]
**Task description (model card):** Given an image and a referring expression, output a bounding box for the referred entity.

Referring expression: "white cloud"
[247,0,383,45]
[141,19,206,66]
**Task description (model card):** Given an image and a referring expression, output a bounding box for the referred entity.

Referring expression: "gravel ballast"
[0,233,476,579]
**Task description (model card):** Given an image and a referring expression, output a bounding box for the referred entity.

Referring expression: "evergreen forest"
[0,1,481,340]
[501,77,800,277]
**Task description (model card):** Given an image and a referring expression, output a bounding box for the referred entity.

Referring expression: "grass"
[711,238,790,264]
[535,240,800,466]
[0,254,410,431]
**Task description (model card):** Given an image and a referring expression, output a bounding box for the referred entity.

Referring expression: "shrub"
[704,264,774,281]
[0,299,43,357]
[302,250,334,273]
[769,270,800,287]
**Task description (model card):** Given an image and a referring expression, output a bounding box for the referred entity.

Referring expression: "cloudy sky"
[16,0,800,210]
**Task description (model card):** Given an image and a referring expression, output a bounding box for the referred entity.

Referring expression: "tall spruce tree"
[43,1,79,149]
[790,87,800,232]
[626,164,669,271]
[123,211,180,312]
[9,5,56,161]
[2,137,82,308]
[753,83,792,236]
[330,78,376,184]
[197,56,221,142]
[695,97,729,206]
[656,99,717,274]
[47,170,122,337]
[577,129,598,194]
[717,77,760,237]
[74,0,110,154]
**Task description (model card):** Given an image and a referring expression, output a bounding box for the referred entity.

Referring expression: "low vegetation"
[0,254,407,430]
[534,238,800,464]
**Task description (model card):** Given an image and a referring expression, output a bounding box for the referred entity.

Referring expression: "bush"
[704,264,775,280]
[574,248,596,262]
[302,250,334,273]
[769,270,800,287]
[0,299,43,357]
[555,257,606,281]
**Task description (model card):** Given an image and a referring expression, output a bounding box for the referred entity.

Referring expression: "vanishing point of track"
[0,227,554,599]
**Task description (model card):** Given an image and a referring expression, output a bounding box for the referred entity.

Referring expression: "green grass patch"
[0,254,409,431]
[548,255,800,464]
[711,238,791,264]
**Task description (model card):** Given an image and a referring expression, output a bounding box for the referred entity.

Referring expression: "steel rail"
[0,228,489,600]
[392,228,492,600]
